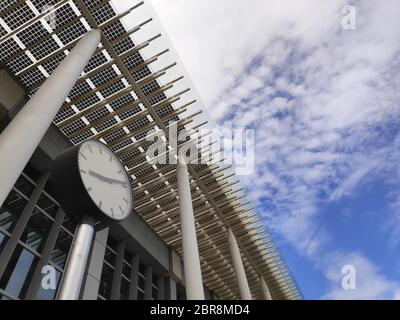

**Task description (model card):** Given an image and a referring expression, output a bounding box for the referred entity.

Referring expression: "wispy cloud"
[149,0,400,298]
[321,251,400,300]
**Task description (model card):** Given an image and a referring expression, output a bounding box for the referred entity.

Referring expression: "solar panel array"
[0,0,302,300]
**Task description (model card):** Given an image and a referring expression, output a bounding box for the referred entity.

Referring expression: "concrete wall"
[0,66,27,130]
[0,67,26,116]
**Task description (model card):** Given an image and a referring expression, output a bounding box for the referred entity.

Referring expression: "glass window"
[0,294,11,300]
[122,261,131,278]
[98,263,114,300]
[0,231,8,256]
[50,230,72,269]
[123,250,133,264]
[104,247,116,266]
[152,275,158,288]
[36,193,59,219]
[0,209,14,232]
[13,175,35,198]
[35,268,61,300]
[137,290,145,300]
[20,208,53,254]
[62,218,77,234]
[0,245,39,299]
[138,275,145,291]
[0,192,28,233]
[107,237,118,252]
[139,263,146,276]
[120,278,130,300]
[152,286,158,300]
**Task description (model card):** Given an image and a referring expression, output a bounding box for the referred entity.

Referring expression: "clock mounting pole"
[57,214,95,300]
[51,139,133,299]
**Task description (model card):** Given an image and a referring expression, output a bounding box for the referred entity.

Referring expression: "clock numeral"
[88,145,93,153]
[110,207,114,218]
[98,201,102,209]
[123,198,129,204]
[79,152,87,160]
[119,206,124,215]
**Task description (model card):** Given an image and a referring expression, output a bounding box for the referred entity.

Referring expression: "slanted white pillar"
[228,228,252,300]
[177,152,204,300]
[0,29,101,208]
[260,276,272,300]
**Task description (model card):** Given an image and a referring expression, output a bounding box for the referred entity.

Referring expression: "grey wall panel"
[0,68,26,115]
[81,227,109,300]
[81,274,101,300]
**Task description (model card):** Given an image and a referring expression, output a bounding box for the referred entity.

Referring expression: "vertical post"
[176,152,204,300]
[111,241,125,300]
[144,265,153,300]
[57,215,95,300]
[129,254,140,300]
[0,29,101,208]
[227,228,252,300]
[157,276,165,300]
[165,276,177,300]
[260,276,272,300]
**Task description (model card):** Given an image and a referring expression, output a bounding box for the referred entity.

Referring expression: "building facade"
[0,0,302,300]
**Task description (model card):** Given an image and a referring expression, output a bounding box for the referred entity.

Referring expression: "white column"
[260,276,272,300]
[0,29,101,207]
[58,215,95,300]
[228,228,252,300]
[177,152,204,300]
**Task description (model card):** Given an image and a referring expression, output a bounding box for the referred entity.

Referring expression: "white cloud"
[393,290,400,300]
[147,0,400,298]
[148,0,344,105]
[329,158,378,201]
[321,251,400,300]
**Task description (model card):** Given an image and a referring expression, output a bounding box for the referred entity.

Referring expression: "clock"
[50,140,133,222]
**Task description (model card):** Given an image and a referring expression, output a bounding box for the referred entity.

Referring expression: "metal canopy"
[0,0,302,300]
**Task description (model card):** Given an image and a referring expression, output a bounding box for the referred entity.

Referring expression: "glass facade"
[0,244,39,298]
[0,169,171,300]
[0,170,76,300]
[97,236,159,300]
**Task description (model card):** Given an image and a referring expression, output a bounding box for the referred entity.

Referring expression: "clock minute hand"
[88,170,127,185]
[106,177,128,186]
[88,170,111,183]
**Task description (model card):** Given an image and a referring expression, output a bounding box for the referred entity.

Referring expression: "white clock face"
[77,140,133,221]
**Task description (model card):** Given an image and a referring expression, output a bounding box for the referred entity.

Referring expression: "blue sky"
[146,0,400,299]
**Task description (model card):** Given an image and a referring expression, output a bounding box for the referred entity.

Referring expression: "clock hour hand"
[88,170,127,186]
